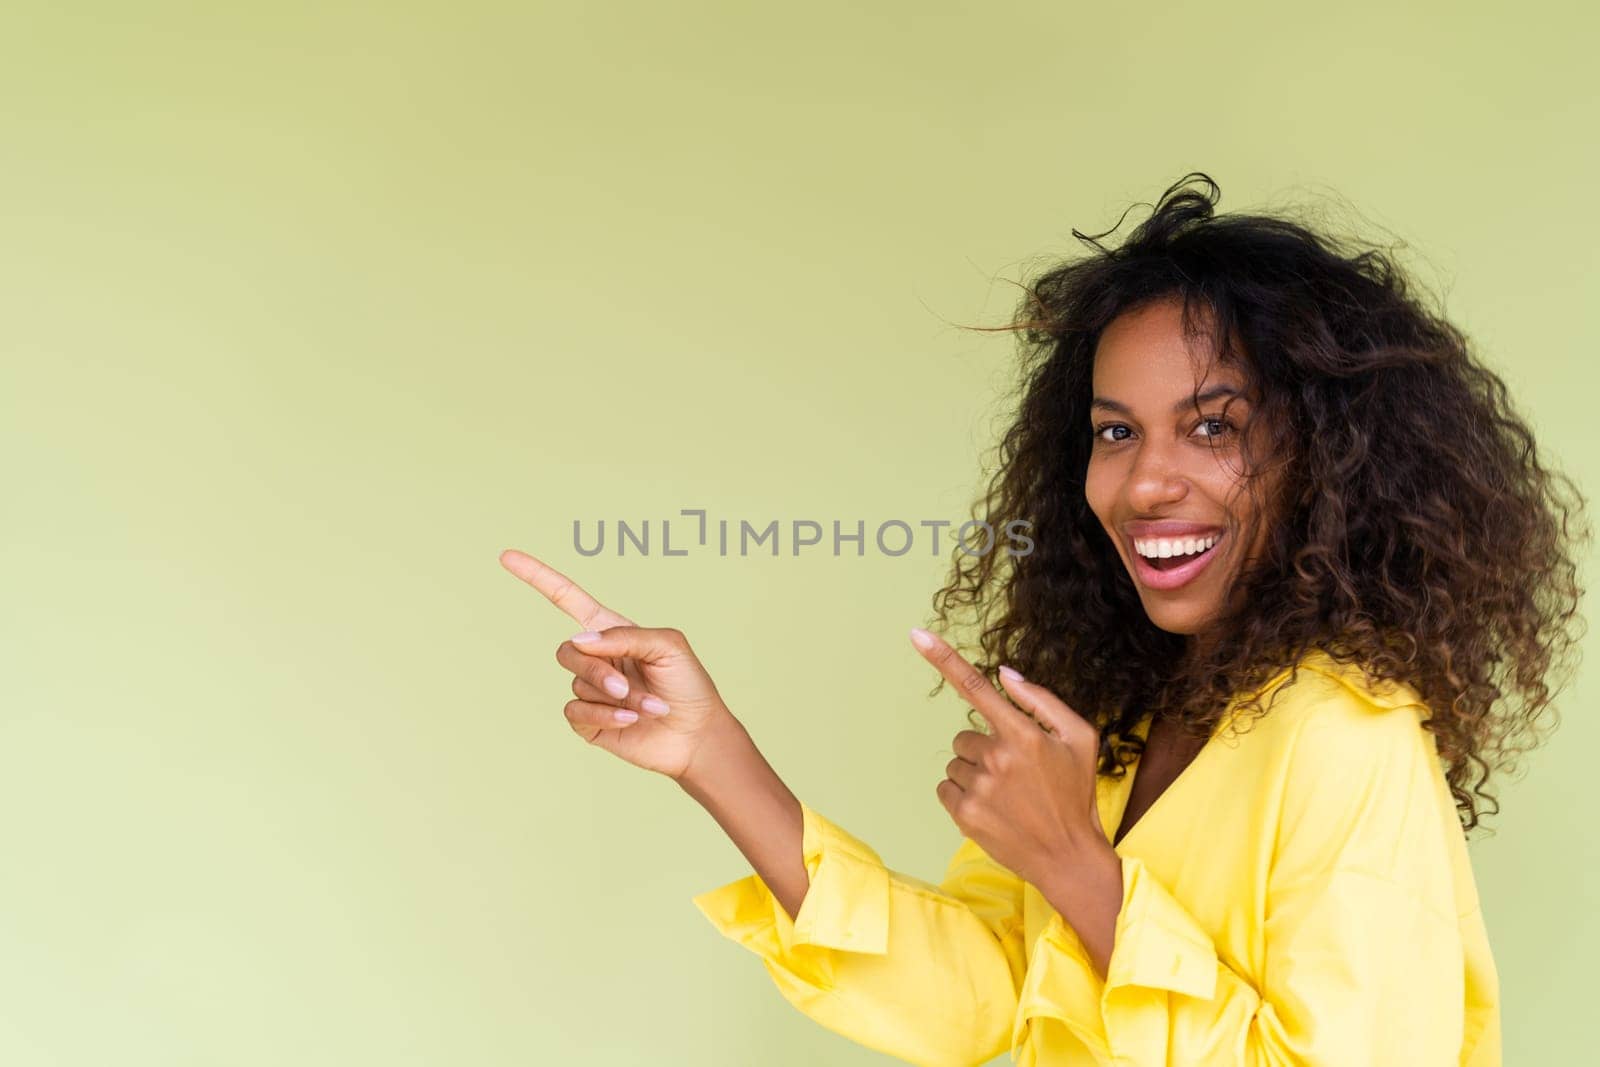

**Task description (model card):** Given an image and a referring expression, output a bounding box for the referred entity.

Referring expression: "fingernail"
[604,675,629,698]
[614,709,639,724]
[641,695,670,716]
[910,628,935,649]
[572,631,601,643]
[998,665,1024,683]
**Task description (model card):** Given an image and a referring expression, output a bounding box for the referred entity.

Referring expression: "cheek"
[1082,463,1116,528]
[1195,470,1260,555]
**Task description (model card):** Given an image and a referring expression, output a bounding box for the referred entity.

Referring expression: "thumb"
[997,666,1092,744]
[569,624,693,664]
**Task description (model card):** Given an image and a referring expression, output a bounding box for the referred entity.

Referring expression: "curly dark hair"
[926,172,1590,832]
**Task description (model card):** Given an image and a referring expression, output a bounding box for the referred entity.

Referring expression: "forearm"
[1036,832,1124,980]
[677,716,809,921]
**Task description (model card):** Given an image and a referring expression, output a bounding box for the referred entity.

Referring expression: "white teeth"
[1134,534,1219,559]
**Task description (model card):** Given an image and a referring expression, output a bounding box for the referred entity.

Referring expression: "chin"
[1148,616,1206,637]
[1134,594,1215,636]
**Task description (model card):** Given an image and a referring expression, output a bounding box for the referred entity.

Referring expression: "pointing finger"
[997,666,1094,746]
[500,548,635,630]
[909,627,1032,738]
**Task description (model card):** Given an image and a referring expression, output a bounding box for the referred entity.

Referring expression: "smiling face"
[1084,296,1280,637]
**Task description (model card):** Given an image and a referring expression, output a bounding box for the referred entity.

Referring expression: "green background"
[3,2,1594,1063]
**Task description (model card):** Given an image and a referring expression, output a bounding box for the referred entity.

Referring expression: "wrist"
[1036,831,1123,924]
[674,710,752,795]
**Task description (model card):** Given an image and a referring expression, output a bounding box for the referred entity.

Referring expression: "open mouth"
[1130,532,1225,590]
[1146,544,1217,570]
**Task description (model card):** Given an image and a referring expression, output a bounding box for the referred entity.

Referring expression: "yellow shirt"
[691,648,1500,1066]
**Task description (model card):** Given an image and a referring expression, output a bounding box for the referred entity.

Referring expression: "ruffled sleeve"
[693,799,1026,1067]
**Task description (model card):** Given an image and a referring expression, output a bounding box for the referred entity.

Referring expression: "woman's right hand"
[499,548,738,782]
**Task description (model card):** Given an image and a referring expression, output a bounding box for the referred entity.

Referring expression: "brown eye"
[1196,417,1235,439]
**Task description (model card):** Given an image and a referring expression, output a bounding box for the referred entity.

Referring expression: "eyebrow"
[1090,384,1245,417]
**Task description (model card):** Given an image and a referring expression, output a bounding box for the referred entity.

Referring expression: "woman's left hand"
[910,627,1107,889]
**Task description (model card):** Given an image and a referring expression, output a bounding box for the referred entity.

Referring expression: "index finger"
[909,628,1032,738]
[499,548,635,630]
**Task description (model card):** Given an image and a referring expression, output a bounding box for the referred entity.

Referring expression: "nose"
[1125,439,1190,512]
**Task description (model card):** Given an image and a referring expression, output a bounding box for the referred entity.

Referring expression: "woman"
[501,174,1587,1066]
